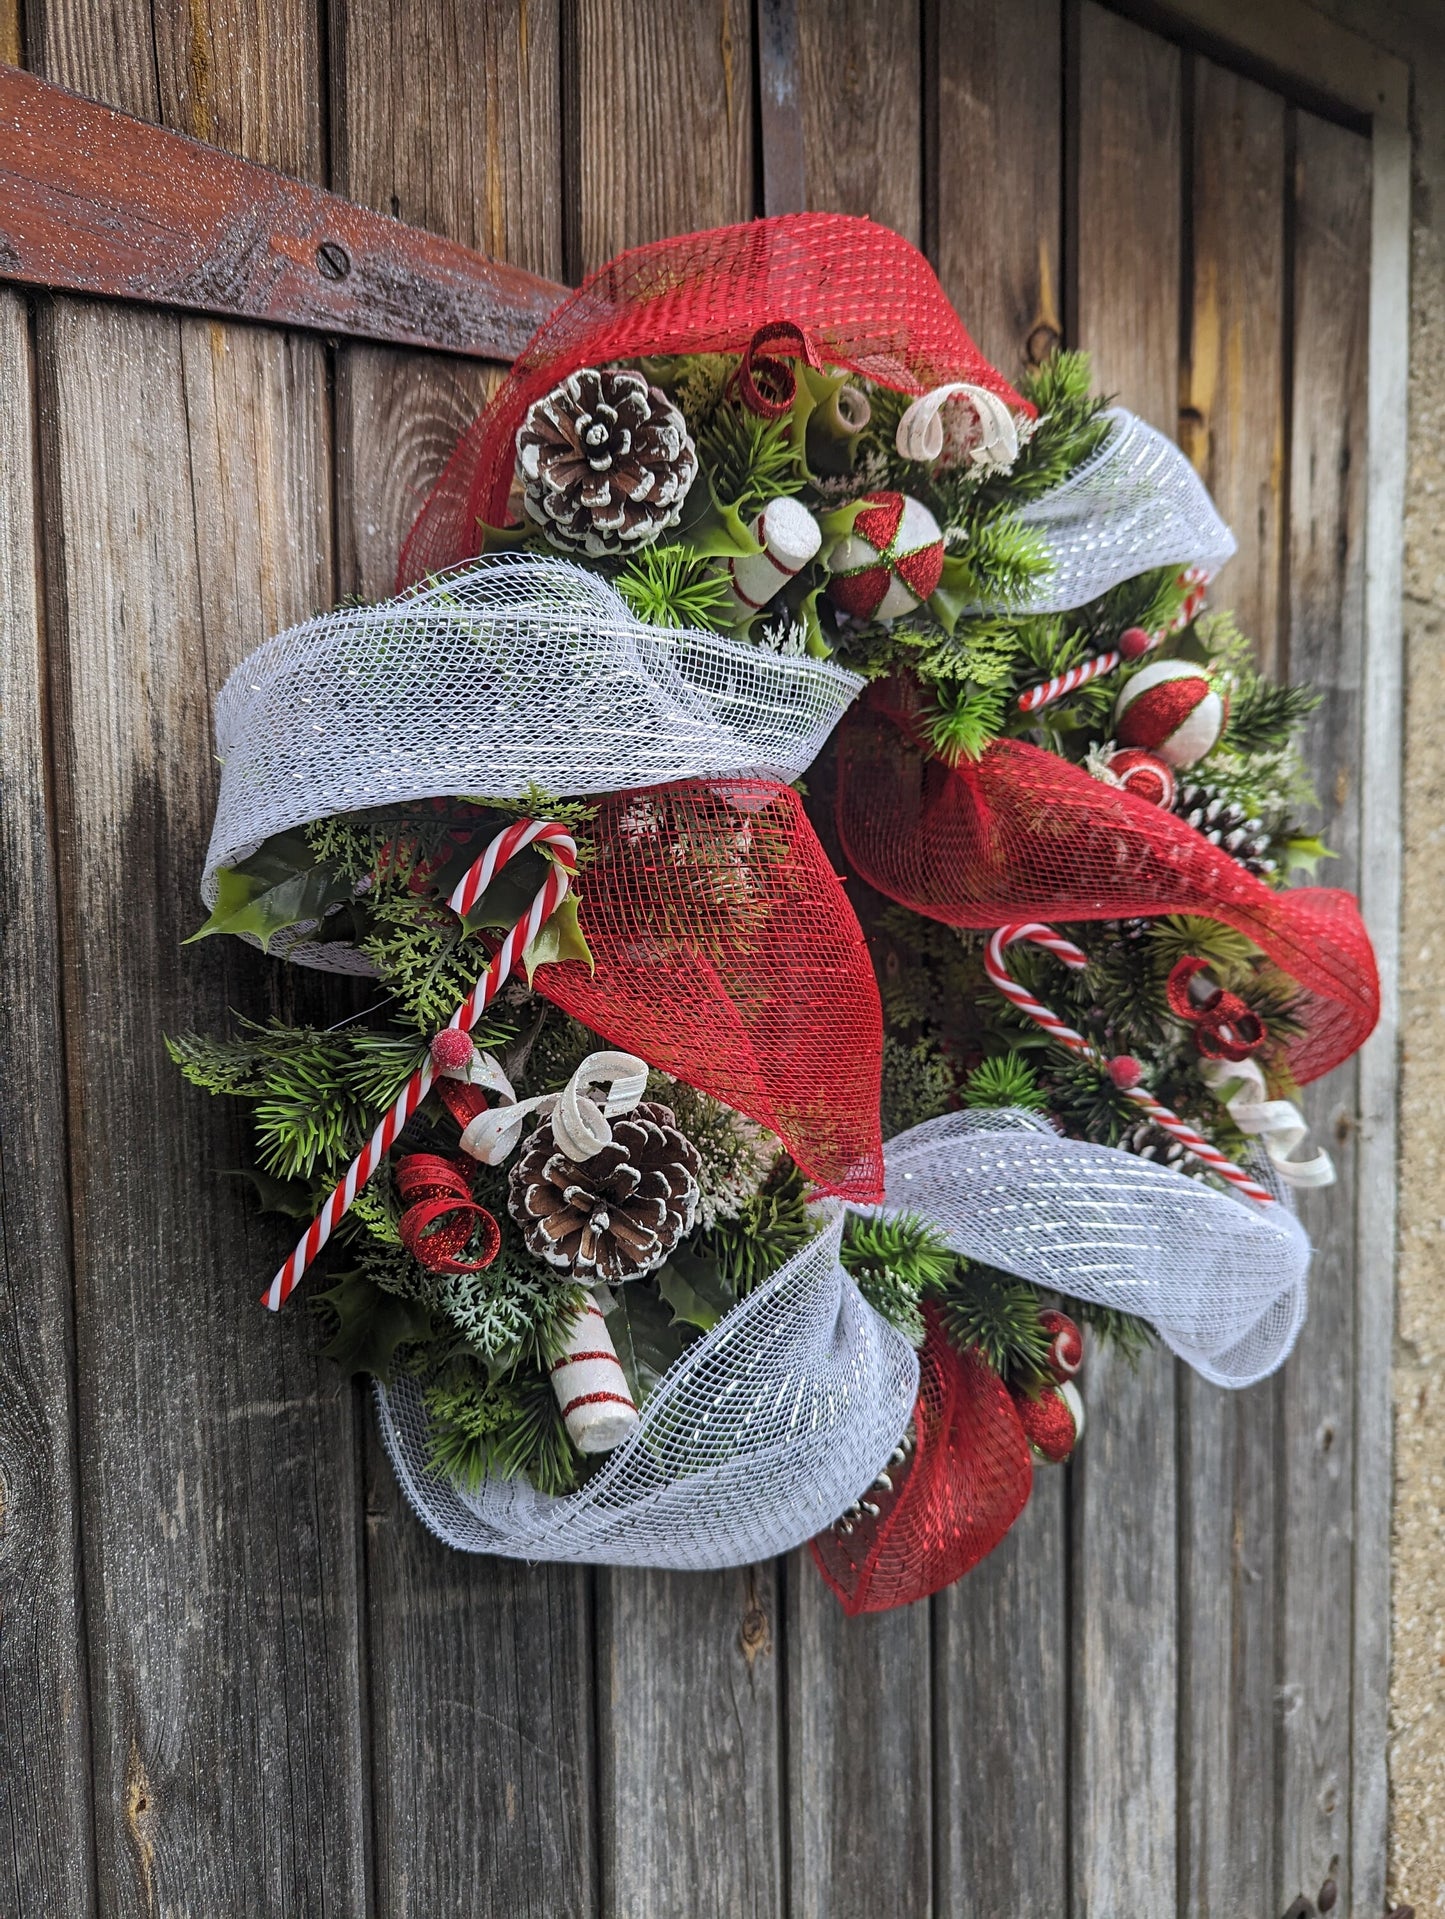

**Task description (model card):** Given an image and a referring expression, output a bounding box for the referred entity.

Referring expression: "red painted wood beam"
[0,62,567,357]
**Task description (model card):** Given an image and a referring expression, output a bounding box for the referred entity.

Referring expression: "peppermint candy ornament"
[826,491,945,623]
[1103,745,1177,808]
[1114,658,1225,768]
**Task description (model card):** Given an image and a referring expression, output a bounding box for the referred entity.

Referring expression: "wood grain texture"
[928,13,1069,1912]
[786,1556,932,1918]
[757,0,806,216]
[1176,55,1287,1919]
[1276,108,1370,1917]
[0,65,563,357]
[38,295,366,1918]
[934,1480,1067,1915]
[1181,58,1287,674]
[366,1470,597,1919]
[327,10,594,1913]
[565,0,752,275]
[331,0,563,277]
[599,1566,781,1918]
[0,287,98,1919]
[1070,13,1181,1910]
[934,0,1063,378]
[795,0,921,246]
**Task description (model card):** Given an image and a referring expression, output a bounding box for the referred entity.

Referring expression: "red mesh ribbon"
[535,778,884,1202]
[397,213,1032,586]
[835,684,1379,1084]
[811,1309,1033,1613]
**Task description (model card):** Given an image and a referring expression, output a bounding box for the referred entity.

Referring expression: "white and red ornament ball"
[1103,745,1177,808]
[1113,657,1225,768]
[826,490,945,623]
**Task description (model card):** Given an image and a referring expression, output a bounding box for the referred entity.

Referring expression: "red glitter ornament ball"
[1011,1383,1081,1463]
[430,1028,476,1073]
[826,491,945,622]
[1114,658,1224,768]
[1038,1309,1084,1380]
[1104,745,1176,808]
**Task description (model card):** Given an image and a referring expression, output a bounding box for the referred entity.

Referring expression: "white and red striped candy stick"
[263,818,579,1311]
[984,921,1277,1206]
[1016,628,1167,714]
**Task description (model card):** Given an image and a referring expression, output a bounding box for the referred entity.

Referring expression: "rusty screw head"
[316,240,352,281]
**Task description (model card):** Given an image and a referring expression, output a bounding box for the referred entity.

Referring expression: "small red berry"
[1106,1054,1144,1091]
[429,1028,476,1074]
[1119,625,1153,659]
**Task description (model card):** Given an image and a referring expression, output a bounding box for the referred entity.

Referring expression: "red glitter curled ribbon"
[1165,957,1267,1062]
[396,1153,501,1275]
[736,320,812,417]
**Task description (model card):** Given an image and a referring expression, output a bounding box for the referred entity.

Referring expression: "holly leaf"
[522,891,595,984]
[1281,834,1337,878]
[603,1282,691,1405]
[675,485,766,561]
[312,1272,435,1382]
[656,1246,736,1333]
[187,833,354,951]
[226,1166,317,1220]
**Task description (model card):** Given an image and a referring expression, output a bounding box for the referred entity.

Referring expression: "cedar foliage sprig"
[423,1361,581,1498]
[840,1213,956,1347]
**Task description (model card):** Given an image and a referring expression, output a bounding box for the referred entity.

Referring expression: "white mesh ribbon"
[377,1212,919,1567]
[981,409,1238,613]
[880,1110,1309,1388]
[202,553,863,902]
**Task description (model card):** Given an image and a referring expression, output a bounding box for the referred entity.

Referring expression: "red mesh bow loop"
[811,1307,1034,1613]
[835,686,1379,1084]
[535,777,885,1203]
[398,213,1032,586]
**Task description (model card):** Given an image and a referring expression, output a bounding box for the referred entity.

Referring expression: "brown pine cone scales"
[515,368,698,557]
[509,1101,703,1285]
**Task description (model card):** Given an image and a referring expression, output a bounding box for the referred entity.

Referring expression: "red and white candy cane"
[984,922,1277,1206]
[263,818,578,1311]
[1016,627,1165,714]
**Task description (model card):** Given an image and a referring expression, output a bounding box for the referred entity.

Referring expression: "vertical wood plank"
[1176,57,1288,1919]
[0,288,98,1919]
[1276,108,1370,1917]
[329,8,599,1915]
[599,1568,782,1918]
[777,12,931,1914]
[562,7,779,1913]
[30,8,370,1910]
[786,1556,932,1919]
[566,0,753,273]
[1070,10,1181,1911]
[929,9,1068,1913]
[934,0,1063,377]
[795,0,921,246]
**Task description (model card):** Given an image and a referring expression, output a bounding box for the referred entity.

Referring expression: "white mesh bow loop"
[377,1212,919,1566]
[879,1110,1308,1387]
[202,553,863,902]
[981,409,1237,613]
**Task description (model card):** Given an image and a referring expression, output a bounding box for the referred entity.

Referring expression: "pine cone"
[515,368,698,557]
[509,1101,702,1284]
[1172,781,1276,878]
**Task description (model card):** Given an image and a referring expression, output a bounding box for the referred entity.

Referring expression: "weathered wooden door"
[1,4,1403,1915]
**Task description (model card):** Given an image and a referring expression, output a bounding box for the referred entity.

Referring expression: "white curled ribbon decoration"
[1196,1057,1334,1190]
[895,382,1020,470]
[439,1047,651,1166]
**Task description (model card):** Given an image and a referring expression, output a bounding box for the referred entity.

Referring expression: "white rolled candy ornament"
[723,497,823,623]
[1114,657,1225,769]
[895,382,1020,472]
[549,1292,641,1453]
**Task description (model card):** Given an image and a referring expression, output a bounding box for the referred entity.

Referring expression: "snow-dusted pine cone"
[508,1101,702,1284]
[515,368,697,557]
[1172,781,1276,877]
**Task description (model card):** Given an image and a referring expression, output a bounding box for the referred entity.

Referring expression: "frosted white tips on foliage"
[201,554,864,923]
[981,409,1238,613]
[377,1213,919,1567]
[879,1110,1309,1388]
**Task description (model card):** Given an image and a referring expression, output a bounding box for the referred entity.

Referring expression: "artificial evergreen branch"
[841,1212,956,1346]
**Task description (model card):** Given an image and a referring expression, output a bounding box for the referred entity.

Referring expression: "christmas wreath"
[174,214,1376,1608]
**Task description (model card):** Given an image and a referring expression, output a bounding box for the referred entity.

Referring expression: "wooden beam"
[0,62,566,355]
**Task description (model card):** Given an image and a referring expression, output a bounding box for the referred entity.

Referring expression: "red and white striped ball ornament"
[1114,658,1225,769]
[1010,1380,1085,1463]
[1102,745,1176,808]
[825,491,945,623]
